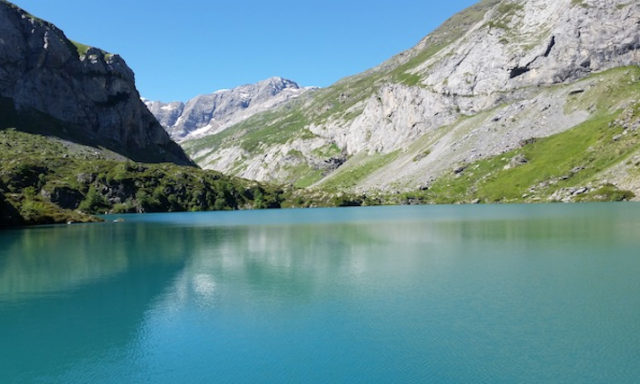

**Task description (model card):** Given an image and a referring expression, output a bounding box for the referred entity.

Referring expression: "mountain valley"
[3,0,640,227]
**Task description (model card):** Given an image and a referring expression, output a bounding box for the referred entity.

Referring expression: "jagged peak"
[260,76,298,85]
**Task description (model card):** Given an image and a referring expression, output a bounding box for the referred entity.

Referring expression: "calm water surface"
[1,203,640,383]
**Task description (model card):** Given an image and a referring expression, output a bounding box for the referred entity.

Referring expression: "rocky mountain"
[0,0,308,227]
[184,0,640,202]
[0,0,194,165]
[145,77,316,142]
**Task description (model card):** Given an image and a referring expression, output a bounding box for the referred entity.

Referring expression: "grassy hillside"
[411,112,638,204]
[0,129,364,227]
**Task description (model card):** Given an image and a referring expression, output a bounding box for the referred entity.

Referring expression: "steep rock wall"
[0,1,194,165]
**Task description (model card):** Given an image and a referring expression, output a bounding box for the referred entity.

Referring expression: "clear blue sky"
[12,0,479,102]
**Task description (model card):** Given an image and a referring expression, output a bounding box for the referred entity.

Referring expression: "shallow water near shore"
[1,203,640,383]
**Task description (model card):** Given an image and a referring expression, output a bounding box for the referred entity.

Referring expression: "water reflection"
[1,203,639,383]
[0,223,191,383]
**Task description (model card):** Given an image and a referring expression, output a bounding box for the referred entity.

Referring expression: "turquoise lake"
[1,203,640,383]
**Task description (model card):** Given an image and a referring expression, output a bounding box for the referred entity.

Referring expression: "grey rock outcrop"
[145,77,315,141]
[0,1,194,165]
[419,0,640,99]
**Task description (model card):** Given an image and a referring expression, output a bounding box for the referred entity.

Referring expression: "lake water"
[1,203,640,383]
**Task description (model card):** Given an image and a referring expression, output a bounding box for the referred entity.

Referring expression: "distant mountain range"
[144,77,317,142]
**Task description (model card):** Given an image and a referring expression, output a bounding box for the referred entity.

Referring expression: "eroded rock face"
[0,1,194,165]
[145,77,316,141]
[421,0,640,98]
[314,84,461,156]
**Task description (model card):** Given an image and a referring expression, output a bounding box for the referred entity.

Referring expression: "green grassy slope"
[380,67,640,205]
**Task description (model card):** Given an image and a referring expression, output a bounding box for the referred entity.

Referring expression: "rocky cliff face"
[0,1,194,165]
[185,0,640,197]
[145,77,315,142]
